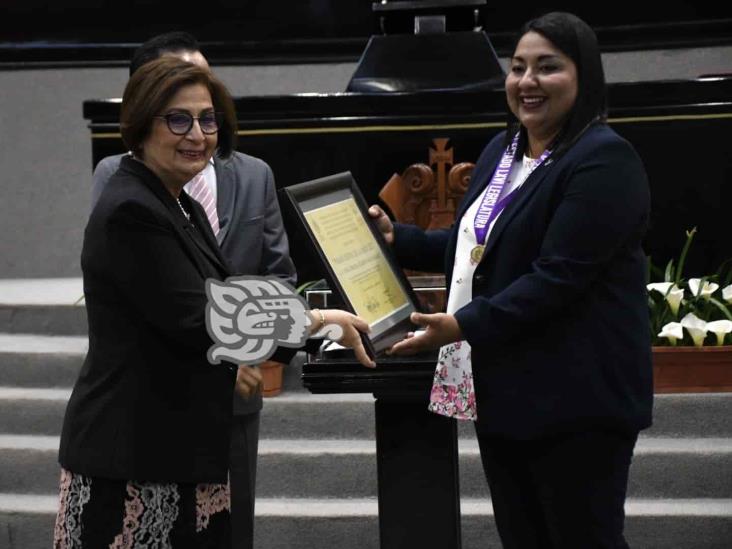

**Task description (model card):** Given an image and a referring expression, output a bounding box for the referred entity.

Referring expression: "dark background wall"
[1,1,731,278]
[3,2,731,66]
[2,45,730,278]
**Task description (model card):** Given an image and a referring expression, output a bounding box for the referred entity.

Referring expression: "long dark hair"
[506,12,607,159]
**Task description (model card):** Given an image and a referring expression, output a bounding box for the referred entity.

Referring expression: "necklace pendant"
[470,245,485,265]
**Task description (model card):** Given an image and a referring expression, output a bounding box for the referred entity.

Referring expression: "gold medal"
[470,245,485,265]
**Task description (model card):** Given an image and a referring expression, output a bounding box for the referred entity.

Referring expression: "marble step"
[1,435,731,500]
[0,334,308,391]
[1,495,730,549]
[0,279,86,335]
[0,334,87,388]
[1,388,730,439]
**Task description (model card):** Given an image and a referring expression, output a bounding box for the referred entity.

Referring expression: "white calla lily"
[706,320,732,346]
[647,282,674,294]
[647,282,684,316]
[722,284,732,304]
[658,322,684,346]
[665,286,684,316]
[680,313,708,347]
[688,278,720,300]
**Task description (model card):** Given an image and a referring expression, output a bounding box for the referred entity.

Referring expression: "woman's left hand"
[388,312,463,355]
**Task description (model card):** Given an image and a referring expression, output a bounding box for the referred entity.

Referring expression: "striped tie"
[186,172,220,236]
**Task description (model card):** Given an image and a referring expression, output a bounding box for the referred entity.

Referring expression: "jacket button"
[475,274,485,283]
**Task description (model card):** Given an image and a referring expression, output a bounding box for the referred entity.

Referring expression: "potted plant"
[647,228,732,392]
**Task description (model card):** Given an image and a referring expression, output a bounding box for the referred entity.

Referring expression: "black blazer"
[394,124,653,439]
[59,156,235,483]
[91,152,298,416]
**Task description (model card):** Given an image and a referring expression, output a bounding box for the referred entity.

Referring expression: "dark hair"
[120,57,237,159]
[129,32,200,76]
[507,12,607,158]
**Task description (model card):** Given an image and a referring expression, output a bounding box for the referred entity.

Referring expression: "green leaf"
[664,259,675,282]
[295,279,325,295]
[674,227,697,286]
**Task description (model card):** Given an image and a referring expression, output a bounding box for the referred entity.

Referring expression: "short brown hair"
[120,57,237,159]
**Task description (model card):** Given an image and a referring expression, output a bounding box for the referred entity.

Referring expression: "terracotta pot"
[652,345,732,393]
[260,361,284,397]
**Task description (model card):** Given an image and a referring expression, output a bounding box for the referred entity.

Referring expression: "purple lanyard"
[473,133,551,246]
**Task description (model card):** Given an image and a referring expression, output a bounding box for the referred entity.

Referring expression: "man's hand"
[235,364,263,398]
[388,312,463,356]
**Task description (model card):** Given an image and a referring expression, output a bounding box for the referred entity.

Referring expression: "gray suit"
[91,151,296,548]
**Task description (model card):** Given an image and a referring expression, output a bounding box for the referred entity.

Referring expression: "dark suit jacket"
[60,156,236,483]
[393,124,653,439]
[92,152,297,415]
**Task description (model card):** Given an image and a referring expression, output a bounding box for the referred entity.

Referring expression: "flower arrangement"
[648,228,732,347]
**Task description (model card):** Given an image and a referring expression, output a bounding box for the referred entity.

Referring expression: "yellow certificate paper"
[304,198,409,326]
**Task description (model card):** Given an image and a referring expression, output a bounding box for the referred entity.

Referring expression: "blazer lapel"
[446,133,558,270]
[213,156,236,246]
[482,159,555,259]
[119,157,230,278]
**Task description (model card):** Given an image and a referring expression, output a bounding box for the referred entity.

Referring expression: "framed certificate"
[285,172,421,356]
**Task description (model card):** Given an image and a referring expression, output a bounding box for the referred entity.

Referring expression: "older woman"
[55,57,371,547]
[371,12,652,548]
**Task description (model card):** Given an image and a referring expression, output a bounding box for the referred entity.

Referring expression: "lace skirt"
[53,468,230,548]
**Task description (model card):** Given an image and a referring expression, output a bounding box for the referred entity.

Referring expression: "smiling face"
[505,31,578,155]
[141,82,217,191]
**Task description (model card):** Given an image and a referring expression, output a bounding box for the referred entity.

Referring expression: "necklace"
[176,197,190,221]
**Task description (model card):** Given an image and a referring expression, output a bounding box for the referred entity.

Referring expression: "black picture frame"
[285,171,421,357]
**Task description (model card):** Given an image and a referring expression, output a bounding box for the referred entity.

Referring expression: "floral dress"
[54,468,230,548]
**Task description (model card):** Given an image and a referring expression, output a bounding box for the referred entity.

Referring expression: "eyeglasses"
[154,111,222,135]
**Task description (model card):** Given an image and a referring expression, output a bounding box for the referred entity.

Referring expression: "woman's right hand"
[368,205,394,245]
[309,309,375,368]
